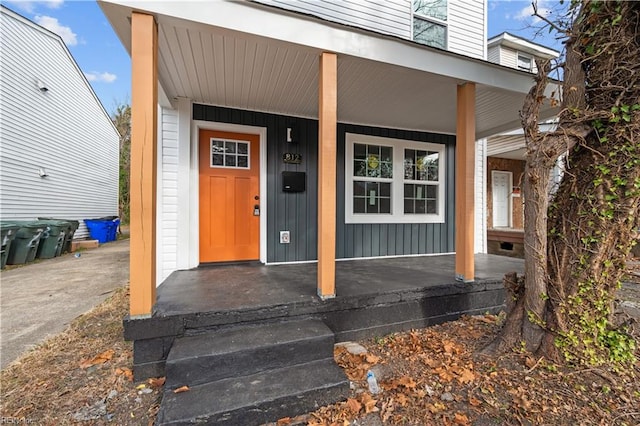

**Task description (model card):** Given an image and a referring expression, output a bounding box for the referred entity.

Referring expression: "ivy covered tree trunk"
[485,0,640,366]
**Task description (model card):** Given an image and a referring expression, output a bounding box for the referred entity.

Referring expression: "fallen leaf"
[453,412,470,425]
[345,398,362,414]
[276,417,291,425]
[469,396,482,407]
[436,368,454,383]
[360,393,379,413]
[427,402,446,414]
[365,354,382,364]
[397,376,417,389]
[79,349,115,369]
[456,368,475,384]
[418,353,436,365]
[115,367,133,381]
[396,393,409,407]
[148,377,166,388]
[474,314,498,324]
[135,384,147,390]
[173,385,190,394]
[443,341,456,354]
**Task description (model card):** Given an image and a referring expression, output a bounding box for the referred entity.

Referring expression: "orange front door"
[199,129,260,263]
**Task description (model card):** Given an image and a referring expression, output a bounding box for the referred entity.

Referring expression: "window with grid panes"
[345,133,445,224]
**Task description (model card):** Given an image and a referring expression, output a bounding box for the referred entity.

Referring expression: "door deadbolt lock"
[253,205,260,216]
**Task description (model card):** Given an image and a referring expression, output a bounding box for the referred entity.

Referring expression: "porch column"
[317,52,337,299]
[455,83,476,282]
[130,12,158,316]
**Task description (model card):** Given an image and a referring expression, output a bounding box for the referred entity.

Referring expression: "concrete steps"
[156,318,349,425]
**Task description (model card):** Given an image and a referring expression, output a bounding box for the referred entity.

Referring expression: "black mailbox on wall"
[282,171,306,192]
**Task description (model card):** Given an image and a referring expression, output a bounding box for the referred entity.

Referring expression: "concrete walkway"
[0,239,129,369]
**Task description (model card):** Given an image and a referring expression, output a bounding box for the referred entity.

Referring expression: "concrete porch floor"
[154,254,524,318]
[126,254,524,379]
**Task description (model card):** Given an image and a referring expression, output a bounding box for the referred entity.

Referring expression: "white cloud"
[514,0,552,24]
[34,15,77,46]
[6,0,63,13]
[85,72,117,83]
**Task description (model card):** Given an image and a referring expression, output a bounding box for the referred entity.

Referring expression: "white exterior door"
[492,171,512,228]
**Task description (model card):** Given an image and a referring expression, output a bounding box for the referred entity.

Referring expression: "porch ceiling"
[100,0,558,139]
[487,134,527,158]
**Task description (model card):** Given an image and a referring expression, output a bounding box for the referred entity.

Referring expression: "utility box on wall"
[282,171,305,193]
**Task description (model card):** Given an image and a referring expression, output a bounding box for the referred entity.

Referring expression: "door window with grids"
[345,133,445,224]
[210,139,250,169]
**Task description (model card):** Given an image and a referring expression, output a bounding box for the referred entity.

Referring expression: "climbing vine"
[546,0,640,367]
[485,0,640,369]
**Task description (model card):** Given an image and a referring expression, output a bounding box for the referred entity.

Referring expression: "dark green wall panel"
[193,104,455,263]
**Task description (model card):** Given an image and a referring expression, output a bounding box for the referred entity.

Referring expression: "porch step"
[156,358,349,425]
[157,318,349,425]
[165,318,335,389]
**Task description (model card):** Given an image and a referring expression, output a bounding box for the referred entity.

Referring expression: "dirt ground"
[1,266,639,425]
[0,286,160,425]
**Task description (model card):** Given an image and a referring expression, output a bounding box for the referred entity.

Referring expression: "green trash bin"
[33,220,67,259]
[0,222,21,269]
[38,218,79,254]
[62,220,78,254]
[6,223,44,265]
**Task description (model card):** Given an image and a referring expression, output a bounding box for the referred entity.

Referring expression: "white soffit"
[487,134,526,157]
[99,0,558,137]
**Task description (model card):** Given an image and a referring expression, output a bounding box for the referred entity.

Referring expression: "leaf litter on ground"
[2,263,640,426]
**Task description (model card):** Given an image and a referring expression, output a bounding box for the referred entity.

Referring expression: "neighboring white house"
[480,32,560,256]
[0,6,120,239]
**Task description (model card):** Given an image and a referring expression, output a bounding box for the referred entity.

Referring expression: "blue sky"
[3,0,564,116]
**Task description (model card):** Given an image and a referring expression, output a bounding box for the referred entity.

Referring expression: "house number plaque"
[282,153,302,164]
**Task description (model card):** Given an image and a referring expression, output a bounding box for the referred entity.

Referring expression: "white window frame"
[516,52,533,72]
[345,133,446,224]
[209,138,251,169]
[411,0,448,50]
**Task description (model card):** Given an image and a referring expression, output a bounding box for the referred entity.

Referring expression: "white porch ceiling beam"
[100,0,552,97]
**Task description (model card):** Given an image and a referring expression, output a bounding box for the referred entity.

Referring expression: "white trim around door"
[191,120,268,265]
[491,170,512,228]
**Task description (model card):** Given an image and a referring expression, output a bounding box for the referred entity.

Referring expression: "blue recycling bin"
[84,219,111,244]
[84,217,119,243]
[107,218,120,242]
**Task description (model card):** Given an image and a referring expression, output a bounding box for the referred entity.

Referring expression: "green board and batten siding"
[193,104,455,264]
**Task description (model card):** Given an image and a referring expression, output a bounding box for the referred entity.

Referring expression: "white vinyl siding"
[475,138,487,253]
[257,0,485,59]
[498,46,517,69]
[0,9,119,239]
[254,0,411,39]
[487,45,500,64]
[491,46,539,73]
[159,107,179,283]
[448,0,485,59]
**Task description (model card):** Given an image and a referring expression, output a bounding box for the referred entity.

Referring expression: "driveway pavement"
[0,239,129,369]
